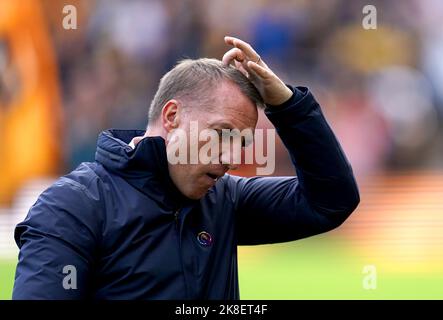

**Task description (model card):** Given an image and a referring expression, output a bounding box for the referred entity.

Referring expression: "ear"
[161,100,181,132]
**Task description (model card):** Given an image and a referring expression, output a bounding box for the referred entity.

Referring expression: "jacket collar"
[95,129,195,210]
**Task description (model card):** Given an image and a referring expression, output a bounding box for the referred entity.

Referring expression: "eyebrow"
[212,128,252,148]
[207,120,235,129]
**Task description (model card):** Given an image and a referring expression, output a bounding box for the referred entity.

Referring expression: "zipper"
[174,210,179,229]
[173,208,189,298]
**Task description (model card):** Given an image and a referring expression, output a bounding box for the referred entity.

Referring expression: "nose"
[219,148,240,171]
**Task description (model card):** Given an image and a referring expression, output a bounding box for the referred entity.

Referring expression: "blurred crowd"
[2,0,443,189]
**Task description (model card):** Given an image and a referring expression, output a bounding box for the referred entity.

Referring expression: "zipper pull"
[174,210,179,228]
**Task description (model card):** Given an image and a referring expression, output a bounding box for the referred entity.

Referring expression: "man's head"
[146,58,264,200]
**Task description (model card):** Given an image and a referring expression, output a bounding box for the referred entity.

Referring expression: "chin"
[181,186,210,200]
[184,190,206,200]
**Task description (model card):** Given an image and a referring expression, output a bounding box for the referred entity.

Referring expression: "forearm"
[265,86,360,215]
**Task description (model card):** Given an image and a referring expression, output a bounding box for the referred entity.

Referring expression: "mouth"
[206,172,224,182]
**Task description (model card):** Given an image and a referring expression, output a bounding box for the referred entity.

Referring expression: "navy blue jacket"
[13,86,359,299]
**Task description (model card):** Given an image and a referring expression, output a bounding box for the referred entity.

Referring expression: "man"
[13,36,359,299]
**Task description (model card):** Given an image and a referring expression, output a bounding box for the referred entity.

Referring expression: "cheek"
[180,165,203,182]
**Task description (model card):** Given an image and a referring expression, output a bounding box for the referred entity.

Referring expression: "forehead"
[203,81,258,129]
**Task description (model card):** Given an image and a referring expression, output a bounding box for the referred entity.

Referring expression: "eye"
[215,129,223,143]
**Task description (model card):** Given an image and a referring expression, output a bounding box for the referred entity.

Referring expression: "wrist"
[277,86,294,105]
[266,85,294,107]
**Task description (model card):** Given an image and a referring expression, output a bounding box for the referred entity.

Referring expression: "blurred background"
[1,0,442,299]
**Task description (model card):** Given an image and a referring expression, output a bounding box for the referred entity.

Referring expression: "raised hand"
[222,36,293,106]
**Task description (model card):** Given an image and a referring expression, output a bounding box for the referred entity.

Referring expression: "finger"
[225,36,265,69]
[222,47,246,66]
[224,35,236,46]
[247,61,272,79]
[225,36,259,61]
[234,60,249,77]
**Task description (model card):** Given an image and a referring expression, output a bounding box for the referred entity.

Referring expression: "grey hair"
[147,58,264,123]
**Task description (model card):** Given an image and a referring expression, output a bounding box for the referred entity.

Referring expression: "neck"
[128,125,165,149]
[145,124,165,139]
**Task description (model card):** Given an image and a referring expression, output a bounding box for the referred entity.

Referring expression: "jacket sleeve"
[12,176,101,299]
[231,86,360,245]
